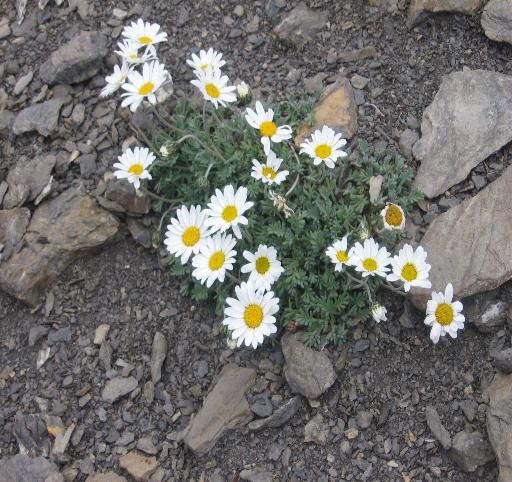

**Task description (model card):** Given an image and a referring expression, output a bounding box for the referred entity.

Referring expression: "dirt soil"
[1,0,511,481]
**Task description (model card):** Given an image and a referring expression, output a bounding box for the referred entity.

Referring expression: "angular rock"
[273,3,328,48]
[0,208,30,261]
[102,377,138,404]
[119,452,159,482]
[493,348,512,374]
[248,396,303,431]
[282,332,335,400]
[250,393,273,418]
[150,332,167,384]
[94,324,110,345]
[425,406,451,450]
[295,77,357,148]
[239,468,274,482]
[481,0,512,46]
[398,129,419,159]
[411,165,512,309]
[304,413,329,445]
[450,431,494,472]
[369,0,399,12]
[13,413,51,457]
[0,454,64,482]
[126,218,152,248]
[0,186,119,305]
[184,363,256,455]
[103,179,151,215]
[408,0,485,27]
[487,373,512,482]
[0,110,14,136]
[40,31,108,85]
[28,325,49,347]
[86,473,128,482]
[337,46,377,63]
[413,70,512,198]
[13,71,33,96]
[472,300,508,333]
[12,99,64,137]
[52,423,76,457]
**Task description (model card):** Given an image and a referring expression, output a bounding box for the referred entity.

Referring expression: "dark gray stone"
[12,100,64,137]
[425,406,451,450]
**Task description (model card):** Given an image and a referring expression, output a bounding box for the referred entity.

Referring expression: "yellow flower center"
[138,36,153,44]
[205,83,221,99]
[208,251,225,270]
[336,250,348,263]
[262,166,277,180]
[128,163,144,176]
[200,63,209,70]
[385,204,404,227]
[129,53,139,59]
[138,81,155,96]
[259,121,277,137]
[435,303,454,326]
[401,263,418,282]
[182,226,200,247]
[315,144,332,159]
[222,205,238,223]
[243,303,264,328]
[255,256,270,274]
[362,258,378,272]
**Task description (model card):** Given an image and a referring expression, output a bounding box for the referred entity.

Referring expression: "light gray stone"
[0,454,63,482]
[13,99,64,137]
[0,208,30,261]
[150,332,167,384]
[102,377,138,403]
[482,0,512,46]
[425,406,451,450]
[450,431,494,472]
[408,0,485,27]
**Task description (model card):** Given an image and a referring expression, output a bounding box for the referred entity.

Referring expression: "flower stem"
[344,270,374,303]
[380,282,408,297]
[226,271,242,284]
[141,188,182,205]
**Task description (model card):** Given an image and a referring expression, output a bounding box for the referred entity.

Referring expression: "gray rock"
[101,377,138,403]
[493,348,512,374]
[85,473,127,482]
[408,0,485,27]
[487,373,512,482]
[0,208,30,261]
[0,110,14,136]
[411,165,512,309]
[150,332,167,384]
[0,454,63,482]
[482,0,512,46]
[184,364,255,455]
[248,396,303,431]
[413,70,512,198]
[126,218,152,249]
[282,332,335,400]
[0,186,119,305]
[12,413,51,457]
[13,71,33,96]
[40,31,108,85]
[273,3,328,48]
[48,326,71,344]
[250,393,273,418]
[239,468,274,482]
[28,325,49,347]
[99,342,113,371]
[0,22,11,40]
[102,179,151,215]
[79,154,97,179]
[304,413,329,445]
[473,300,508,333]
[398,128,419,159]
[425,406,451,450]
[136,437,158,455]
[450,431,495,472]
[13,99,64,137]
[356,410,373,429]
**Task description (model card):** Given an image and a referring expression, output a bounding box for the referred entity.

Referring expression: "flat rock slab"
[410,164,512,309]
[413,70,512,198]
[482,0,512,45]
[248,396,303,431]
[12,99,63,137]
[102,377,138,403]
[119,452,159,481]
[282,332,336,400]
[0,208,30,261]
[408,0,485,27]
[86,473,127,482]
[184,363,256,456]
[40,31,108,85]
[486,374,512,482]
[0,186,119,305]
[0,454,63,482]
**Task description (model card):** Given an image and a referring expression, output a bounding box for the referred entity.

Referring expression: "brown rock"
[337,46,377,63]
[86,473,128,482]
[408,0,485,27]
[184,364,256,455]
[0,208,30,261]
[119,452,159,482]
[104,179,150,215]
[410,165,512,309]
[0,186,119,305]
[295,78,358,146]
[486,374,512,482]
[482,0,512,46]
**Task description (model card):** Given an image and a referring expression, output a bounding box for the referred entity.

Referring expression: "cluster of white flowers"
[325,203,465,344]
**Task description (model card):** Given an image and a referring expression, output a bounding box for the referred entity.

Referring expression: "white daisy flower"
[381,203,406,231]
[122,18,168,47]
[101,63,131,97]
[115,40,157,65]
[191,232,237,288]
[299,126,348,169]
[371,304,387,323]
[424,283,465,344]
[121,60,168,112]
[204,185,254,239]
[325,236,351,272]
[348,238,391,278]
[223,282,279,349]
[241,245,284,292]
[186,48,226,74]
[191,68,237,109]
[113,146,155,189]
[245,101,292,154]
[251,150,289,185]
[387,244,432,292]
[164,205,211,265]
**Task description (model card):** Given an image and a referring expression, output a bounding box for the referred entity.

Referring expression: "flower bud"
[371,304,387,323]
[236,81,250,99]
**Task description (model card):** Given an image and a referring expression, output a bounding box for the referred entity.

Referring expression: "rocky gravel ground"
[1,0,512,481]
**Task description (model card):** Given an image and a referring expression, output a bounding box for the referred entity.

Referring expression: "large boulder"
[481,0,512,46]
[413,70,512,198]
[0,208,30,261]
[0,186,119,305]
[411,164,512,309]
[40,31,108,85]
[0,454,63,482]
[408,0,486,27]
